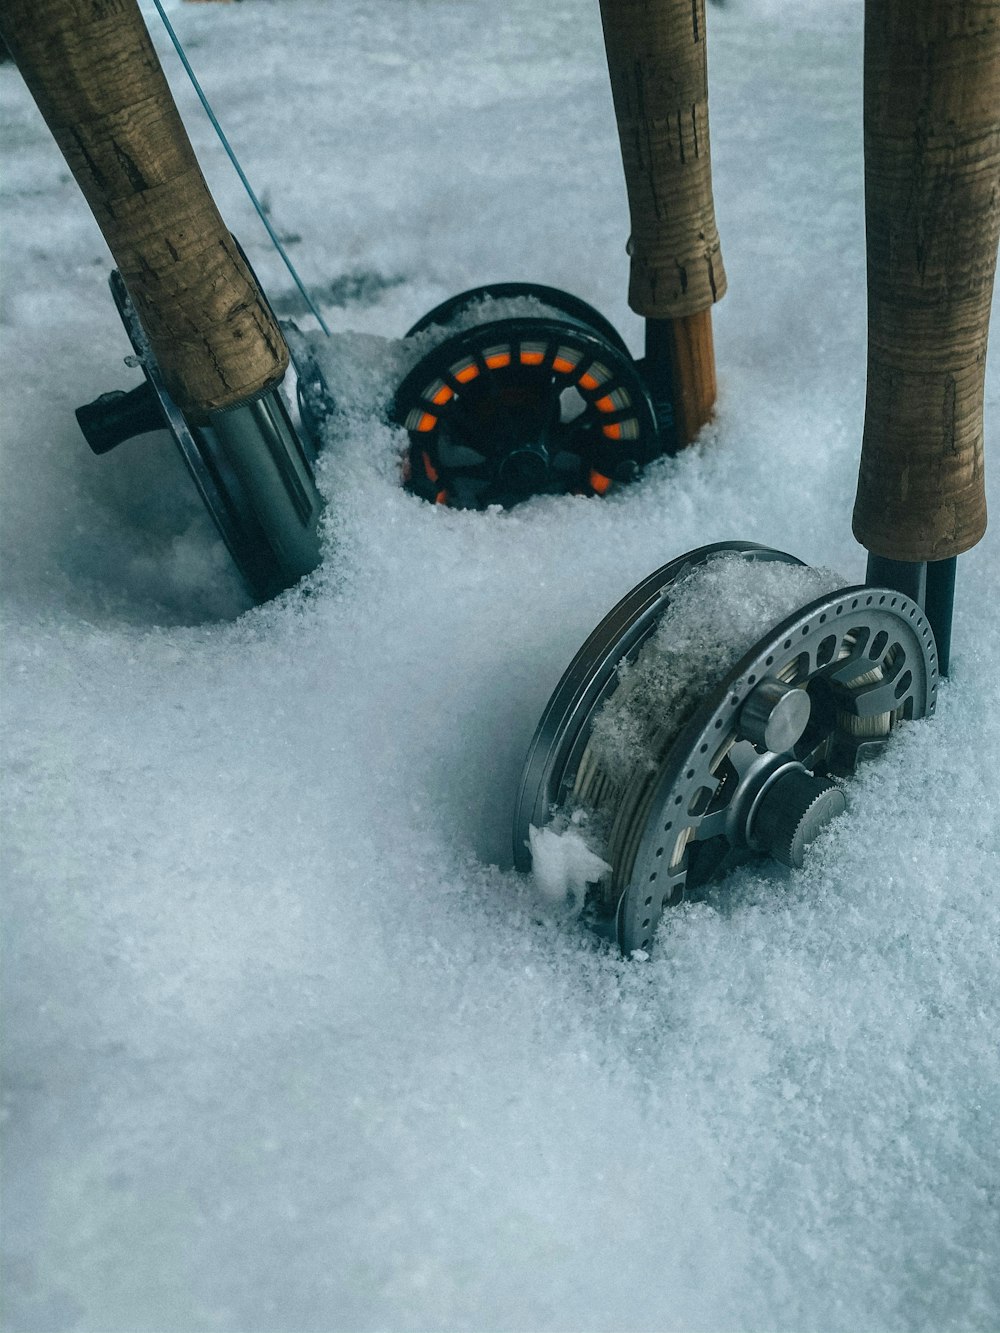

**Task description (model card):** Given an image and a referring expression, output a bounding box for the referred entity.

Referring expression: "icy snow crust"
[2,2,999,1330]
[587,556,842,785]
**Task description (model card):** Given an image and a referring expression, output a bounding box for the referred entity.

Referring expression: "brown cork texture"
[0,0,288,417]
[853,0,1000,562]
[599,0,726,319]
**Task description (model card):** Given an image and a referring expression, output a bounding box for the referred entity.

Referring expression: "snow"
[2,1,999,1330]
[528,817,611,908]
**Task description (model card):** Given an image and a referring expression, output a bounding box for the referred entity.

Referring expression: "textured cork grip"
[0,0,288,417]
[599,0,726,319]
[853,0,1000,562]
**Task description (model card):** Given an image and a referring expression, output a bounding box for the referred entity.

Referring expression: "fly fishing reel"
[76,272,323,603]
[515,543,939,955]
[394,284,670,508]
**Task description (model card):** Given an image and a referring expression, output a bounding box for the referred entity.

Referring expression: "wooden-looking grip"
[599,0,726,319]
[0,0,288,417]
[853,0,1000,562]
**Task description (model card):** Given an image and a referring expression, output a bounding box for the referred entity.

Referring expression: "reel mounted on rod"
[76,273,322,605]
[392,0,729,512]
[0,0,325,605]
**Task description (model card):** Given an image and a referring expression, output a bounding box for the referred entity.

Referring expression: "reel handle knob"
[497,442,550,496]
[76,382,164,456]
[751,768,846,870]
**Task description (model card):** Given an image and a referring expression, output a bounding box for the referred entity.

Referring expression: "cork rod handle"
[599,0,726,444]
[853,0,1000,562]
[598,0,727,321]
[0,0,289,418]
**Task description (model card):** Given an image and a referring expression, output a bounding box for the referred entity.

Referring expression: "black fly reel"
[394,284,667,509]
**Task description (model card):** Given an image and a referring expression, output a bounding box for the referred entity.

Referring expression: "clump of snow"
[529,814,611,910]
[410,292,590,337]
[589,555,842,784]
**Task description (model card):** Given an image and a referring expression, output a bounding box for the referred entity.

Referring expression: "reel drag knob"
[750,768,846,869]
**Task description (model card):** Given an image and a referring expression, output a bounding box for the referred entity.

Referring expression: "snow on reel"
[514,544,939,956]
[394,284,665,509]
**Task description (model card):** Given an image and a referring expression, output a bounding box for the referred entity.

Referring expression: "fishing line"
[151,0,332,336]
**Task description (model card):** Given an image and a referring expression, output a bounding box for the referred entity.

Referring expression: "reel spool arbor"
[515,0,1000,956]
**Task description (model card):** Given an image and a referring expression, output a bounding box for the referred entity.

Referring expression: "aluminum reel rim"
[109,272,322,603]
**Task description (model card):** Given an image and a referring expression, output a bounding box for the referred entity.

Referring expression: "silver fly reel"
[514,543,939,955]
[76,272,323,603]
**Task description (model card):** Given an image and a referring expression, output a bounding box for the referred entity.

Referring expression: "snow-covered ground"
[2,2,998,1329]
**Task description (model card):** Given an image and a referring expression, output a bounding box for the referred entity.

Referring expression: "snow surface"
[2,1,999,1330]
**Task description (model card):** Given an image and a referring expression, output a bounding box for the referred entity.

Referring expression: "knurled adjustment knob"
[750,766,846,868]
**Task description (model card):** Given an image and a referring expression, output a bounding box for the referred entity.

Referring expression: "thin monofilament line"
[151,0,332,337]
